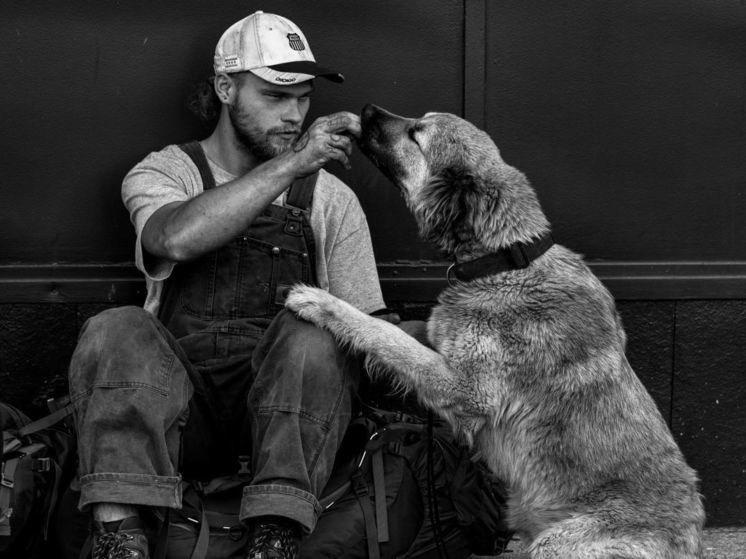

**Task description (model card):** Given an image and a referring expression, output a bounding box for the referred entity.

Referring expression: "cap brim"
[268,61,345,83]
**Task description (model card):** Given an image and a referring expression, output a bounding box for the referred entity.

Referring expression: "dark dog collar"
[448,233,554,283]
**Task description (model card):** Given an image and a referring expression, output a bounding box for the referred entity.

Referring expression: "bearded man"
[67,12,399,559]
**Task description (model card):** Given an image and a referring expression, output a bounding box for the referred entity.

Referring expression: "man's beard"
[228,99,300,162]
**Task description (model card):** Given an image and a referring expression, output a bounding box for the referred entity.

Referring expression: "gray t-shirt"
[122,144,386,316]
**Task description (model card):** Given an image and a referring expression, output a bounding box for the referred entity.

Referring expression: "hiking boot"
[245,516,301,559]
[92,516,149,559]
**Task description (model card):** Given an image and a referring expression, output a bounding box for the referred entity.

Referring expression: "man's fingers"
[329,134,353,157]
[325,144,351,169]
[319,112,362,138]
[289,116,357,172]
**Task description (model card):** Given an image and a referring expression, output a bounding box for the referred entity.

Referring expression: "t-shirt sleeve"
[325,195,386,314]
[121,147,198,281]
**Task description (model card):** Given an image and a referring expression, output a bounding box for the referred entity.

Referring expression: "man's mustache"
[269,128,301,136]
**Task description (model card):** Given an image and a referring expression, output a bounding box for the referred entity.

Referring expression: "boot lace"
[246,521,299,559]
[93,531,140,559]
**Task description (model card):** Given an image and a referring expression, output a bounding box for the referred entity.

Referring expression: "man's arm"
[142,112,360,263]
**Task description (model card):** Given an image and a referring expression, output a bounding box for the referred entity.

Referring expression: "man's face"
[227,72,313,161]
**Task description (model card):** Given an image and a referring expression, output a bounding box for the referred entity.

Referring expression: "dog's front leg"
[285,285,460,409]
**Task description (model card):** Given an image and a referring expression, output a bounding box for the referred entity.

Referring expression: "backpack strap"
[178,141,217,191]
[371,449,389,544]
[351,470,380,559]
[190,505,210,559]
[16,398,74,439]
[0,457,18,536]
[2,431,21,455]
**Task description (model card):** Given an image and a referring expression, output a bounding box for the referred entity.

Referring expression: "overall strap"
[286,172,319,211]
[178,141,217,191]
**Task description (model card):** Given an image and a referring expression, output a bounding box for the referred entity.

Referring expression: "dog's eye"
[408,127,419,144]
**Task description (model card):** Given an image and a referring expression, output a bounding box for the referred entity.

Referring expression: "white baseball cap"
[213,11,344,84]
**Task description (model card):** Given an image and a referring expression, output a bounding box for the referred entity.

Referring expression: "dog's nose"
[361,104,381,123]
[362,104,405,128]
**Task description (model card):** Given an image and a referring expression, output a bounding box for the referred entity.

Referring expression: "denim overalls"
[69,142,359,532]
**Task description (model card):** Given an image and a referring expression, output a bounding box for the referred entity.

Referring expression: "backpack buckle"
[32,457,51,473]
[237,455,251,476]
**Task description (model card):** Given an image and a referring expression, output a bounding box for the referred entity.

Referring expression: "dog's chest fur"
[423,246,688,536]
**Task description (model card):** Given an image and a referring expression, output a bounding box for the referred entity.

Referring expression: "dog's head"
[358,104,549,257]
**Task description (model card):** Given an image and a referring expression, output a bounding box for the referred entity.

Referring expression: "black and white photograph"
[1,2,744,558]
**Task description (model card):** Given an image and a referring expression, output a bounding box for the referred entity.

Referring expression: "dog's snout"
[361,104,380,123]
[361,104,406,127]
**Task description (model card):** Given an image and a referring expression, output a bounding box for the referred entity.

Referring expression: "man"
[68,11,400,559]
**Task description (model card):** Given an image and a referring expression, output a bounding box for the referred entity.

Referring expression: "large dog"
[286,105,704,558]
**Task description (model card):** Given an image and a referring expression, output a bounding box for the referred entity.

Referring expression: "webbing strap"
[2,455,19,489]
[16,400,74,439]
[152,508,171,559]
[351,470,379,559]
[371,449,389,543]
[2,431,21,455]
[0,456,18,536]
[190,507,210,559]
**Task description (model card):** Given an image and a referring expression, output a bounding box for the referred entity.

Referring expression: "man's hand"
[283,111,361,176]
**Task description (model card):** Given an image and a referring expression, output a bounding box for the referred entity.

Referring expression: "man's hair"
[186,77,221,124]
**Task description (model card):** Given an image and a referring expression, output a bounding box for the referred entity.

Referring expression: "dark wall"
[2,0,745,528]
[482,0,746,263]
[0,0,461,265]
[5,1,744,273]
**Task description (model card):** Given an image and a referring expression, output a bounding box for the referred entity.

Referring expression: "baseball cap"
[213,11,344,84]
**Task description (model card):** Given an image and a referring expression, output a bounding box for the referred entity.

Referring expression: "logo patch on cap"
[223,55,241,69]
[287,33,305,51]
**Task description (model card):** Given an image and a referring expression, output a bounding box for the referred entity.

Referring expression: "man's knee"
[70,306,175,393]
[254,309,358,388]
[80,305,154,339]
[269,309,341,361]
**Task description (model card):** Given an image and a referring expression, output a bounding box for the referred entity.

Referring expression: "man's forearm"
[142,155,298,262]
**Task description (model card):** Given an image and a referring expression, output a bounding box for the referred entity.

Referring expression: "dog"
[286,104,705,558]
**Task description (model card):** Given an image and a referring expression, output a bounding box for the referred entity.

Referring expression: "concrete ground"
[473,527,746,558]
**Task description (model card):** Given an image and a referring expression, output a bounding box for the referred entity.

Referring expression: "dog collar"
[447,233,554,283]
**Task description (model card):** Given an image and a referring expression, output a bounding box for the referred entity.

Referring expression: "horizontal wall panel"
[2,262,746,303]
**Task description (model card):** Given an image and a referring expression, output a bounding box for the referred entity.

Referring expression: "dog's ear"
[415,166,482,252]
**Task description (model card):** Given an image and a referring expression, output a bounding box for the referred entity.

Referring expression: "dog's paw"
[285,284,339,325]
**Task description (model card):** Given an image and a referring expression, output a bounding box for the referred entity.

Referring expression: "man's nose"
[281,100,304,124]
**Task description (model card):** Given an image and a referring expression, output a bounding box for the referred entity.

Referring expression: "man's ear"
[213,73,235,105]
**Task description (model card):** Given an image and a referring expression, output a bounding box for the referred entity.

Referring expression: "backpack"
[0,396,76,559]
[301,405,514,558]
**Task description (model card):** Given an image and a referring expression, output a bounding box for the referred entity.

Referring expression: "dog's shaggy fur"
[286,104,704,558]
